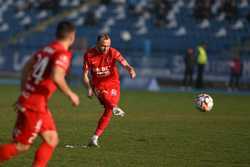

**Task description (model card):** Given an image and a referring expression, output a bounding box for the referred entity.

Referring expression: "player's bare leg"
[32,130,58,167]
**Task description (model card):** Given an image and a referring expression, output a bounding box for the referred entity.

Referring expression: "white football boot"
[88,135,100,147]
[112,107,125,117]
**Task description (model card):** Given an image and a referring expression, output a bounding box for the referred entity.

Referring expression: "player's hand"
[69,92,80,107]
[13,102,25,112]
[87,88,94,98]
[129,67,136,79]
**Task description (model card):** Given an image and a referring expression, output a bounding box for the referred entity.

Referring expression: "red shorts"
[12,107,56,145]
[95,84,120,109]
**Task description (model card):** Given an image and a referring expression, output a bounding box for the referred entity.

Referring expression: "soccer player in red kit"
[83,34,136,147]
[0,21,79,166]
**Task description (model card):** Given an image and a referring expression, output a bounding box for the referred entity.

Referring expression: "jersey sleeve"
[112,48,127,67]
[54,52,71,71]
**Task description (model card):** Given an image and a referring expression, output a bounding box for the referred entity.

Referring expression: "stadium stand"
[0,0,250,88]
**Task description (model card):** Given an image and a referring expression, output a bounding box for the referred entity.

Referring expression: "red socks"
[95,107,113,136]
[32,142,54,167]
[0,142,54,167]
[0,144,18,162]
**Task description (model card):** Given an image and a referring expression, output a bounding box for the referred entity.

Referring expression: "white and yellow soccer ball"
[194,93,214,112]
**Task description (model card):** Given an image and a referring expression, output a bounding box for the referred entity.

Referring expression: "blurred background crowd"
[0,0,250,91]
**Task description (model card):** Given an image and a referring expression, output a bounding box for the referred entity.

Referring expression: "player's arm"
[52,53,79,106]
[52,66,79,106]
[82,53,94,98]
[114,51,136,79]
[20,56,36,91]
[82,69,94,98]
[121,59,136,79]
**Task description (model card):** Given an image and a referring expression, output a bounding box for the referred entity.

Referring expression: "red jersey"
[83,47,127,88]
[18,41,72,112]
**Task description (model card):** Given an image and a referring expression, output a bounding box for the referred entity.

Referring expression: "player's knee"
[52,136,59,147]
[16,143,31,152]
[45,134,59,148]
[41,131,59,147]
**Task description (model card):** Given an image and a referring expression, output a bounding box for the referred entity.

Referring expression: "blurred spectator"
[220,0,238,22]
[153,0,171,27]
[112,0,126,5]
[196,42,208,89]
[183,48,195,88]
[193,0,212,20]
[15,0,33,12]
[127,0,140,15]
[84,11,97,26]
[246,11,250,22]
[129,0,150,18]
[239,0,249,8]
[100,0,111,5]
[228,55,243,90]
[38,0,60,13]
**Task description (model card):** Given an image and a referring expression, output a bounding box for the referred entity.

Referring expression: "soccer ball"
[194,93,214,112]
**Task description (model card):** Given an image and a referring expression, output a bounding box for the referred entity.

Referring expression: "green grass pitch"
[0,85,250,167]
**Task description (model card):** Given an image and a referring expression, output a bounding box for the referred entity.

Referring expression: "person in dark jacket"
[228,55,243,90]
[183,48,195,88]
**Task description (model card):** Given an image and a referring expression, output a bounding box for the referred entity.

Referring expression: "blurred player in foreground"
[0,21,79,166]
[82,33,136,147]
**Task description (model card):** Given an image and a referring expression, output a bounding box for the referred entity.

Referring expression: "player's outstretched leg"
[0,143,18,162]
[88,107,113,147]
[0,142,30,163]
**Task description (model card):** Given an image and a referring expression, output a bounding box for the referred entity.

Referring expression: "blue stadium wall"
[1,45,250,85]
